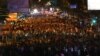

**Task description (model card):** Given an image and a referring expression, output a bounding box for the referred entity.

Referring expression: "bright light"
[50,7,55,12]
[8,13,17,18]
[50,8,53,11]
[6,13,17,21]
[30,9,39,15]
[91,19,97,26]
[88,0,100,10]
[33,9,38,13]
[93,20,96,23]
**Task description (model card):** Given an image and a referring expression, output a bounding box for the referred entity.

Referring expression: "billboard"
[8,0,29,13]
[88,0,100,10]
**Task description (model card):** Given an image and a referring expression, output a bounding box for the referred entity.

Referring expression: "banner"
[8,0,29,13]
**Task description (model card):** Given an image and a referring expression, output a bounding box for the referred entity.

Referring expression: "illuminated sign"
[88,0,100,10]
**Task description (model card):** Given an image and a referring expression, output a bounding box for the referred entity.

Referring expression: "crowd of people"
[0,17,100,56]
[0,31,100,56]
